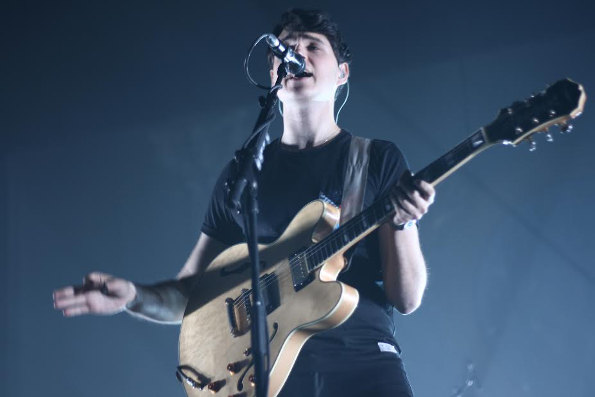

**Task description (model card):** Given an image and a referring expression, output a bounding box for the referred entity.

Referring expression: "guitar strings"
[230,202,388,309]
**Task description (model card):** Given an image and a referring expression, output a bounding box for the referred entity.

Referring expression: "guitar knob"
[207,380,226,394]
[545,133,554,142]
[527,137,537,152]
[227,359,249,375]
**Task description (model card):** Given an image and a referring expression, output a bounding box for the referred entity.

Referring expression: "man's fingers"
[80,272,116,296]
[53,273,129,317]
[400,180,435,208]
[84,272,113,285]
[415,180,435,202]
[391,182,434,223]
[54,293,88,310]
[392,187,418,218]
[54,282,111,309]
[53,286,75,299]
[63,306,91,317]
[400,193,423,220]
[409,188,432,214]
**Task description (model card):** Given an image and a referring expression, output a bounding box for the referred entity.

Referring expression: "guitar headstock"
[484,79,586,150]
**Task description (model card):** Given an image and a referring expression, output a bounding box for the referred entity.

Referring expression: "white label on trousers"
[378,342,398,354]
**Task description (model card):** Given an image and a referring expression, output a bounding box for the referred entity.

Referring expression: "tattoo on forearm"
[125,280,191,323]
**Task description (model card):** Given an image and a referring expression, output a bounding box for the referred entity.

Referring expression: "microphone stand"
[226,64,287,397]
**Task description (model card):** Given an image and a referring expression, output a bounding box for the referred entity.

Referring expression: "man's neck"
[280,100,341,149]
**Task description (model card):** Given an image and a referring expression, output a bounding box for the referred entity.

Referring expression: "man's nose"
[291,42,305,57]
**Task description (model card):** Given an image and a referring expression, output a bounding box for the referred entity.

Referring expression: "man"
[53,9,435,396]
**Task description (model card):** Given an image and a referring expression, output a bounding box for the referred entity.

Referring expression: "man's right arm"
[125,233,228,323]
[53,233,228,324]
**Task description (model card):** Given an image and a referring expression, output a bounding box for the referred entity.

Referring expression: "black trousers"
[278,347,414,397]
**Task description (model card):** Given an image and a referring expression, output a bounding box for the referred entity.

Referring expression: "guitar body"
[179,200,359,397]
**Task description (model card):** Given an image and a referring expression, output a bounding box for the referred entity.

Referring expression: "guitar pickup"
[261,273,280,314]
[289,251,313,291]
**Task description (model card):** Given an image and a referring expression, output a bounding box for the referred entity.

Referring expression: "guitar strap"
[340,135,372,271]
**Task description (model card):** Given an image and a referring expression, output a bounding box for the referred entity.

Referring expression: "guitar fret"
[314,251,322,268]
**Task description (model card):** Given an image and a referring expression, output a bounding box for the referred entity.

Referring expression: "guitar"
[177,79,586,397]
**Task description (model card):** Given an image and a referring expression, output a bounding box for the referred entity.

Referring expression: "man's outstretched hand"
[53,272,136,317]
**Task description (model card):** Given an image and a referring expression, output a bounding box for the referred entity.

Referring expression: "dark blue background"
[3,1,595,396]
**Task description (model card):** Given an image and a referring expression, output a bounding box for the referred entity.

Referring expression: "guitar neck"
[416,128,490,186]
[299,128,492,273]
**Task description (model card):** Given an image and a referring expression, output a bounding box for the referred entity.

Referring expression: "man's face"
[270,30,348,105]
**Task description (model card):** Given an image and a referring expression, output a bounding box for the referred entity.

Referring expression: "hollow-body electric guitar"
[178,79,586,397]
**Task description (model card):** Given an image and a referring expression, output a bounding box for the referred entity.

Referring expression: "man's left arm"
[379,176,435,314]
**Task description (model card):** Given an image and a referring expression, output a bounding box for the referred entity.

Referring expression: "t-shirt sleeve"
[370,139,409,198]
[201,162,245,245]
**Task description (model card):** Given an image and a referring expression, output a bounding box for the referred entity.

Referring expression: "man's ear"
[338,63,349,85]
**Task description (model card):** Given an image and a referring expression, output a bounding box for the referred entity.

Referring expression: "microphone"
[265,34,306,76]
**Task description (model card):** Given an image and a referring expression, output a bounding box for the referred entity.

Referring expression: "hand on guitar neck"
[390,170,436,229]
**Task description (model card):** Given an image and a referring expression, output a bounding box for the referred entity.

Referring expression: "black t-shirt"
[202,130,408,365]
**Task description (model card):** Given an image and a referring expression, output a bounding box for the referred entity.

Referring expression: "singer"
[53,8,435,397]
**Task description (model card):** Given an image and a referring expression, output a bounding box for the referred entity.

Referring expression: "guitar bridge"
[226,291,251,337]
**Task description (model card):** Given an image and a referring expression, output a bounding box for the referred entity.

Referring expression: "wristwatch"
[391,220,417,230]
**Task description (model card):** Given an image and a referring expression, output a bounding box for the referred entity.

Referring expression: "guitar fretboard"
[416,129,487,185]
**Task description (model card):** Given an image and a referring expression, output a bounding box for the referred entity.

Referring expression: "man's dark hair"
[268,9,352,68]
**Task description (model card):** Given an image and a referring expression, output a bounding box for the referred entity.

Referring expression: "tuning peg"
[560,123,574,134]
[545,132,554,142]
[527,137,537,152]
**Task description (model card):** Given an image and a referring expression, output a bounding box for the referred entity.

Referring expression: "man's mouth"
[288,71,313,79]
